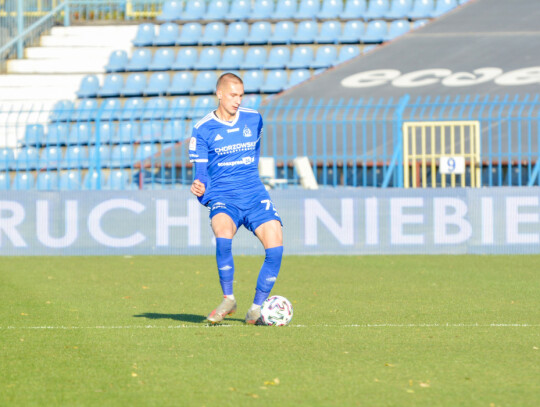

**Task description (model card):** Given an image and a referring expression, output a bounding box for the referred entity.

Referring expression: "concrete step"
[0,74,91,88]
[25,46,126,60]
[7,58,108,74]
[49,25,139,38]
[0,86,77,101]
[41,26,138,47]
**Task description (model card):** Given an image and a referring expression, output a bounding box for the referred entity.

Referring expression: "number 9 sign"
[440,156,465,174]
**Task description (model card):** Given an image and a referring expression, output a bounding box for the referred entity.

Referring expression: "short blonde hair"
[216,72,243,91]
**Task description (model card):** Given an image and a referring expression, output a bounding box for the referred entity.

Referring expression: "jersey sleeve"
[188,127,208,164]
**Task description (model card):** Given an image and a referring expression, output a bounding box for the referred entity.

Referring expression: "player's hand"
[190,179,206,197]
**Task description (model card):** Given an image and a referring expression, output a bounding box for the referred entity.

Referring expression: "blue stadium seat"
[110,145,135,167]
[206,0,230,20]
[94,122,116,144]
[154,23,180,46]
[294,0,319,19]
[163,120,186,142]
[287,46,314,69]
[15,148,39,170]
[385,0,413,19]
[338,20,365,43]
[105,50,128,72]
[179,0,206,21]
[141,122,164,143]
[315,20,341,43]
[157,0,183,21]
[39,146,63,168]
[12,172,35,190]
[126,49,152,72]
[241,95,262,109]
[36,171,59,190]
[132,23,155,46]
[88,145,112,168]
[68,123,92,145]
[25,124,44,147]
[171,47,197,70]
[62,146,88,169]
[268,21,295,44]
[291,20,318,44]
[226,0,251,20]
[106,169,133,190]
[134,144,158,162]
[47,123,69,145]
[334,45,361,65]
[223,22,249,45]
[250,0,274,19]
[263,46,290,69]
[200,22,226,45]
[144,72,170,96]
[98,98,122,121]
[243,70,265,93]
[97,74,123,98]
[361,20,387,43]
[218,47,244,70]
[143,97,169,120]
[116,123,141,144]
[188,96,214,119]
[192,71,218,94]
[121,73,146,97]
[168,72,194,95]
[59,171,81,190]
[0,148,15,170]
[176,22,203,46]
[317,0,343,19]
[311,45,338,68]
[73,99,98,122]
[77,75,100,98]
[49,100,74,122]
[384,19,410,41]
[120,98,145,121]
[413,19,429,28]
[0,173,10,189]
[431,0,457,17]
[193,47,221,70]
[408,0,435,19]
[240,46,267,69]
[165,97,191,119]
[339,0,367,19]
[260,70,287,93]
[83,169,105,189]
[273,0,296,19]
[149,48,174,71]
[245,21,272,45]
[287,69,311,87]
[364,0,389,19]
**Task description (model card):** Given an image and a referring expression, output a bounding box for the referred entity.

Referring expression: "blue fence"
[0,94,539,190]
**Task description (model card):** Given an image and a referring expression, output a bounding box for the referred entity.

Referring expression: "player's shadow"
[133,312,243,323]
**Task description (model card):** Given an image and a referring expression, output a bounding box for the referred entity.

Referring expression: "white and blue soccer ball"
[260,295,293,326]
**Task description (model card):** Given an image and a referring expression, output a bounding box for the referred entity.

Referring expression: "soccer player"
[189,73,283,325]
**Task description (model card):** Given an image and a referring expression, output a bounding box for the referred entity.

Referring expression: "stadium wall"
[0,188,539,256]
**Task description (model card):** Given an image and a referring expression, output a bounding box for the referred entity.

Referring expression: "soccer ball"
[260,295,293,326]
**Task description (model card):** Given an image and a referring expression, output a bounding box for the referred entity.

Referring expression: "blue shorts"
[208,194,283,234]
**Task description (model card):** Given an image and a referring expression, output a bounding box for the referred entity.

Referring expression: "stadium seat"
[94,122,116,144]
[134,144,159,162]
[88,145,112,168]
[188,96,214,119]
[120,98,145,121]
[260,70,287,93]
[339,0,367,19]
[243,70,265,93]
[143,97,169,120]
[408,0,435,19]
[199,22,226,45]
[413,19,429,28]
[98,98,122,121]
[179,0,206,21]
[12,172,35,190]
[105,50,128,72]
[364,0,389,19]
[268,21,295,44]
[68,122,92,145]
[384,19,411,41]
[287,46,314,69]
[171,47,197,70]
[273,0,296,19]
[431,0,457,17]
[25,124,44,147]
[0,173,9,189]
[317,0,343,19]
[287,69,311,88]
[47,123,69,145]
[193,47,221,70]
[144,72,170,96]
[149,48,174,71]
[132,23,155,46]
[291,20,318,44]
[385,0,412,18]
[334,45,361,65]
[141,121,164,143]
[83,169,105,189]
[157,0,183,21]
[263,46,290,69]
[49,100,74,122]
[192,71,218,94]
[206,0,230,20]
[39,146,63,168]
[59,171,81,190]
[0,148,14,170]
[36,171,59,190]
[154,23,180,46]
[315,20,341,43]
[115,121,140,144]
[176,22,203,46]
[240,47,267,69]
[241,95,262,109]
[168,72,194,95]
[217,47,244,70]
[163,120,186,142]
[361,20,387,43]
[126,48,152,72]
[97,74,123,98]
[310,45,338,68]
[110,145,135,167]
[223,22,249,45]
[250,0,274,19]
[121,73,146,97]
[338,20,365,43]
[245,21,272,45]
[106,169,133,190]
[73,99,98,122]
[77,75,100,98]
[225,0,251,21]
[62,146,88,169]
[294,0,319,19]
[165,97,191,119]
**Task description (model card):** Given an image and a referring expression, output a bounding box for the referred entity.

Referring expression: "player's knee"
[216,237,232,257]
[265,246,283,267]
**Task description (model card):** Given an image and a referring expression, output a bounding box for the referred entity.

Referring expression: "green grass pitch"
[1,255,539,406]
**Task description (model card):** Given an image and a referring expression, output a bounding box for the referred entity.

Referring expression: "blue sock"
[253,246,283,305]
[216,238,234,296]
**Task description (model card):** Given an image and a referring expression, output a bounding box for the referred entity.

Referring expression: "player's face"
[218,81,244,120]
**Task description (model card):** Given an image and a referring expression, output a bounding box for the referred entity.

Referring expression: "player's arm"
[188,129,209,201]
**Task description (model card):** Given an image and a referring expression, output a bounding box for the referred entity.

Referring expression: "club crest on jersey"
[189,137,196,150]
[243,125,252,138]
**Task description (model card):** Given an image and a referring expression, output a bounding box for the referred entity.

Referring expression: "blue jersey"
[189,107,267,207]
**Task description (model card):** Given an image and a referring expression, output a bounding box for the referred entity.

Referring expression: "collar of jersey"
[213,110,239,127]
